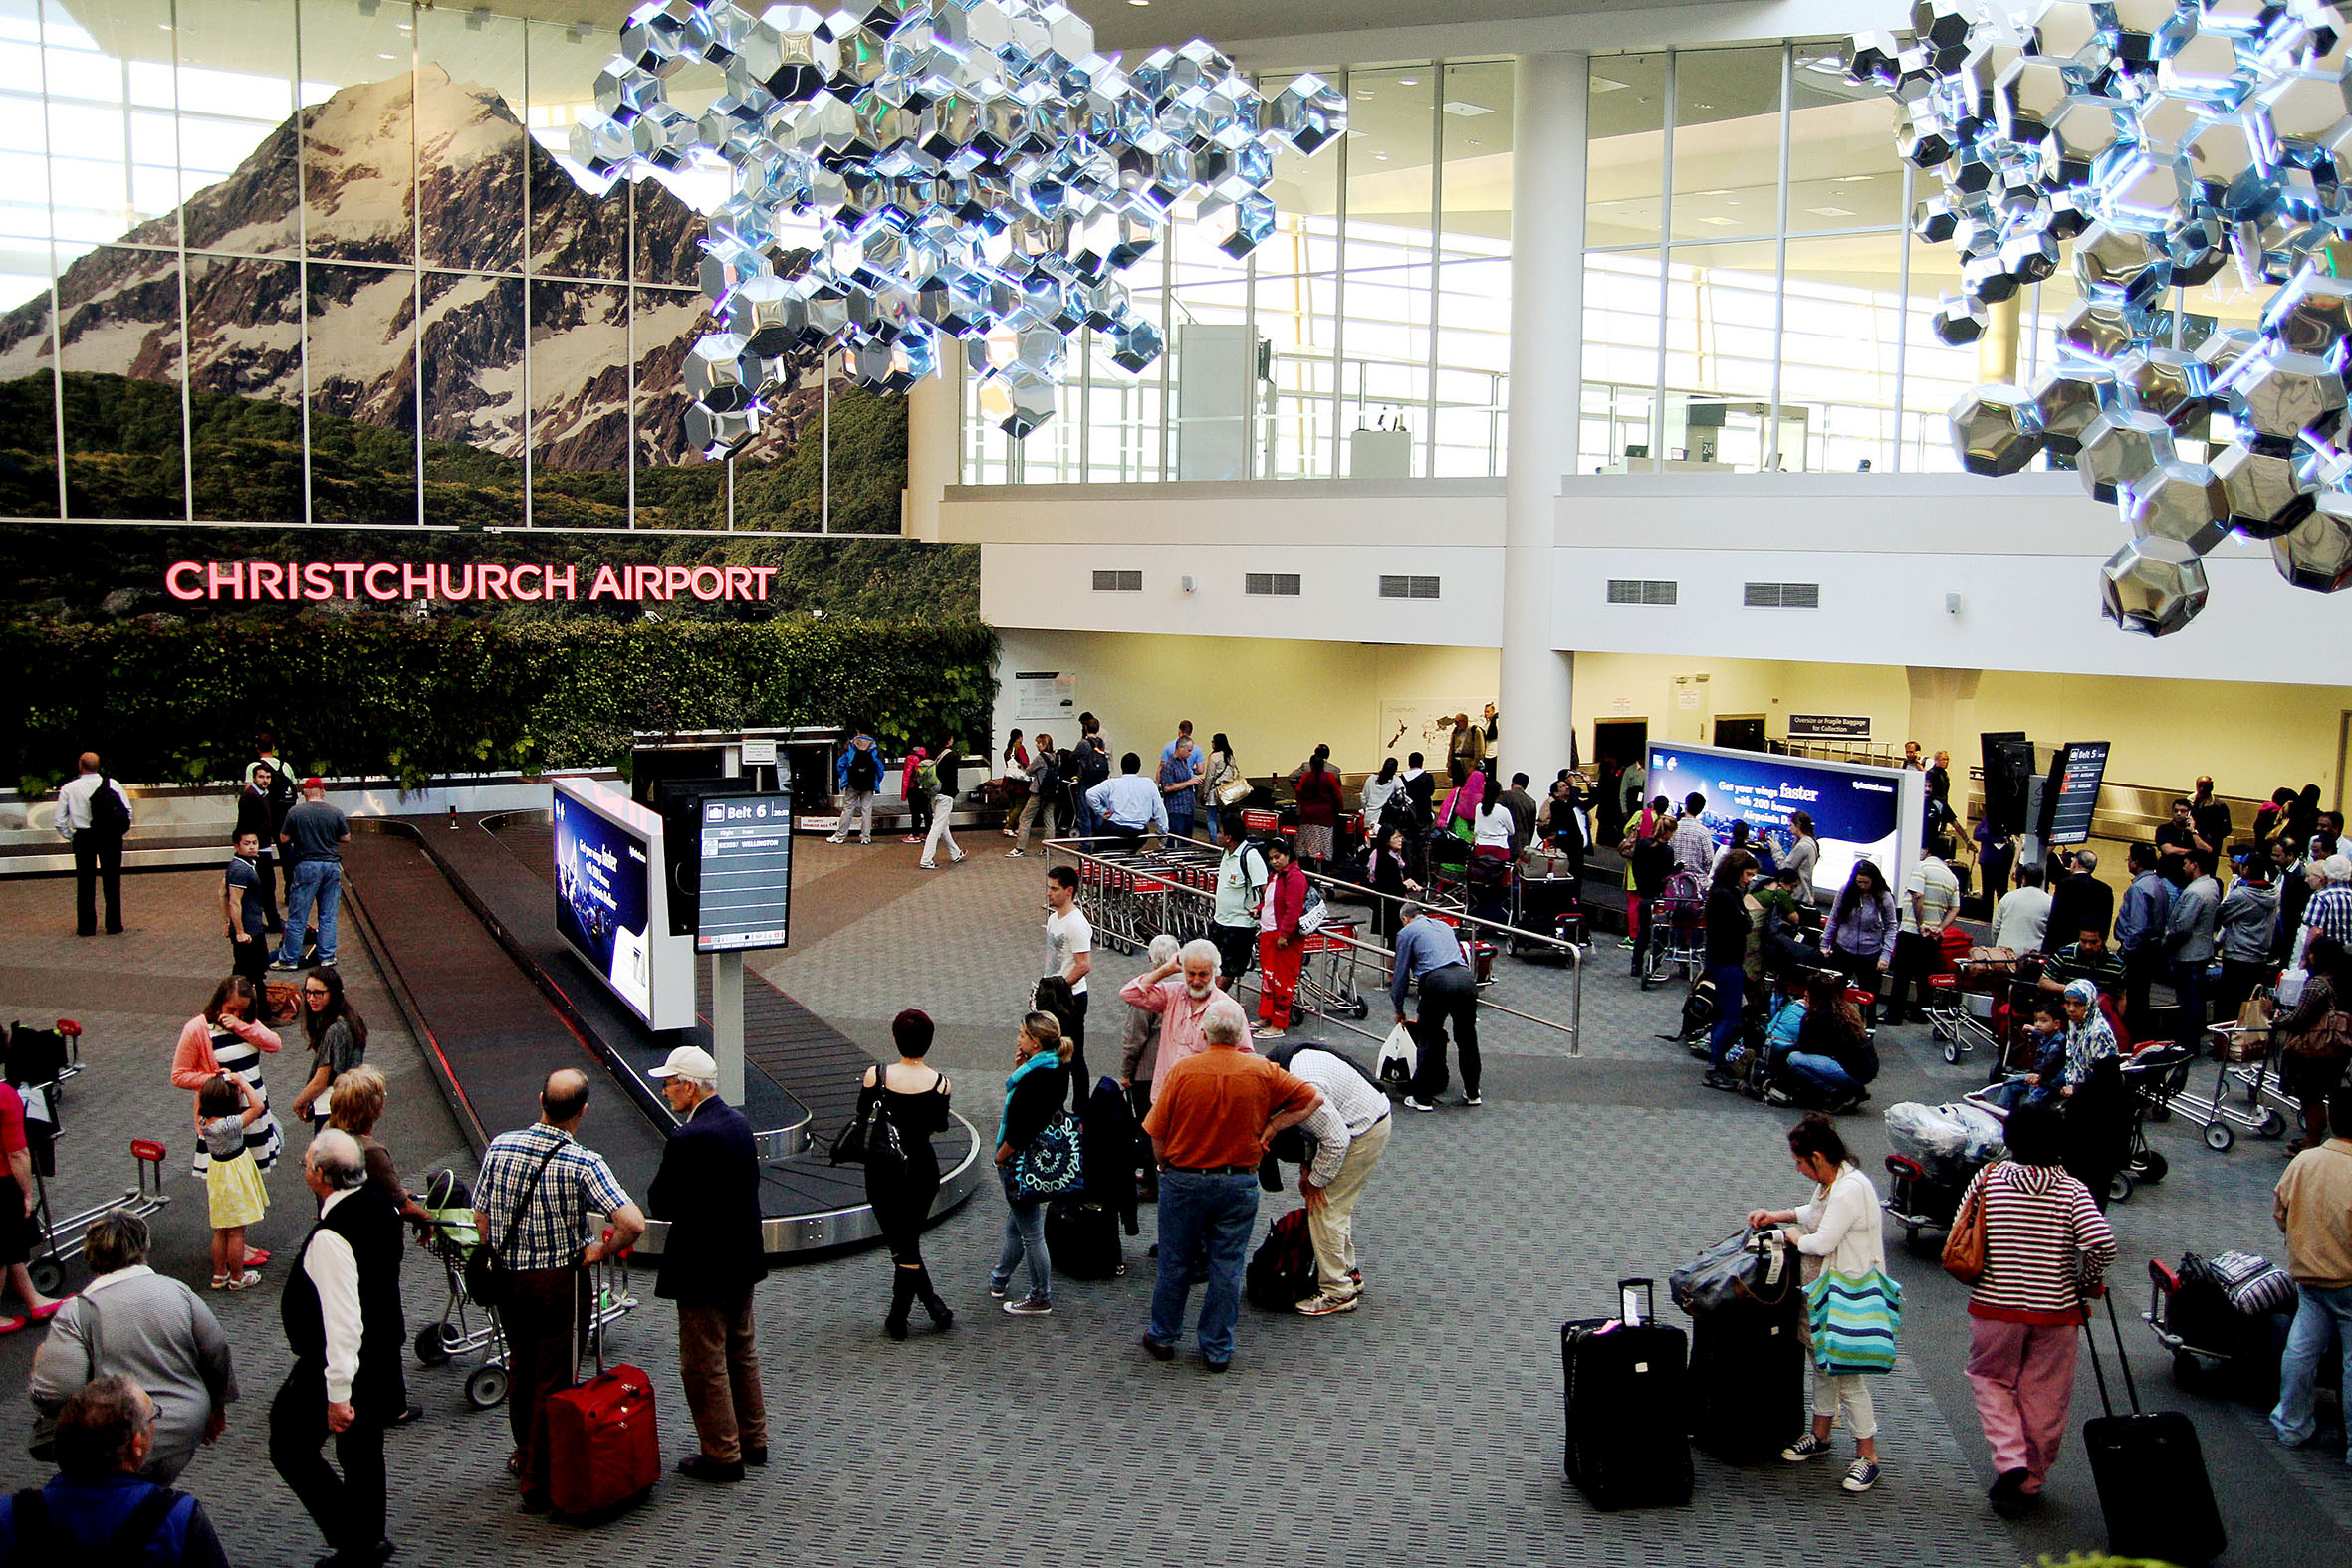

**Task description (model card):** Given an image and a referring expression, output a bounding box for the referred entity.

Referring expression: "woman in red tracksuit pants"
[1257,844,1308,1037]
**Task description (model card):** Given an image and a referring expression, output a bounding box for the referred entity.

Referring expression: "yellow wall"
[998,630,1501,777]
[1571,652,2352,799]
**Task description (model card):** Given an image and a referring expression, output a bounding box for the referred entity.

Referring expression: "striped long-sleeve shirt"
[1963,1160,2117,1325]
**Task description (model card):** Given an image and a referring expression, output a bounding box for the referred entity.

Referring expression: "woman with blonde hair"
[990,1009,1072,1316]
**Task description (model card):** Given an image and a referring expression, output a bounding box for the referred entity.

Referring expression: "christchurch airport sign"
[165,561,782,604]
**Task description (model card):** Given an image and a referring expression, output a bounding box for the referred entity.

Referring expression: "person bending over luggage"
[1769,971,1874,1112]
[1957,1100,2117,1517]
[1391,904,1481,1112]
[1758,970,1808,1087]
[1746,1113,1892,1495]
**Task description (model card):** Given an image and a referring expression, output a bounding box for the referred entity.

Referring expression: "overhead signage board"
[695,792,795,954]
[1787,714,1872,741]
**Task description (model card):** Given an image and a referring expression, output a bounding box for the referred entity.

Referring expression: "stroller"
[1881,1091,2008,1252]
[1640,870,1708,991]
[409,1168,639,1411]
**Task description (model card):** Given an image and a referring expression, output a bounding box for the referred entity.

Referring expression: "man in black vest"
[269,1129,404,1567]
[646,1046,770,1483]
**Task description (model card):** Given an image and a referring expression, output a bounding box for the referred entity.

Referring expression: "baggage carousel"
[342,810,980,1258]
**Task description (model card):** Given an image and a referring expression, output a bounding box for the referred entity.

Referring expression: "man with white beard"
[1118,937,1255,1110]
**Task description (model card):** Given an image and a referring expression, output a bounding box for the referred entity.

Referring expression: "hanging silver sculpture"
[1850,0,2352,634]
[572,0,1344,452]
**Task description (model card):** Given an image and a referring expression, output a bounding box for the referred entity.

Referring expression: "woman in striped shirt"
[1959,1099,2117,1516]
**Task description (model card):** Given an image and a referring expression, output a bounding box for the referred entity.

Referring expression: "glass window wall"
[0,0,882,530]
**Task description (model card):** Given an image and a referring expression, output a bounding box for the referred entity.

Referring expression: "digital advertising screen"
[1645,741,1923,902]
[695,792,794,954]
[554,788,655,1020]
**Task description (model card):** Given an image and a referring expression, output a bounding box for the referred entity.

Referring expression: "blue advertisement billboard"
[555,788,655,1023]
[1645,741,1920,900]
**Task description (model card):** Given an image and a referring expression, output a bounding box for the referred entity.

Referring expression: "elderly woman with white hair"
[1119,935,1256,1102]
[30,1213,238,1482]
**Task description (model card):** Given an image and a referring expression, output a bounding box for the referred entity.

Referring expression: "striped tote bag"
[1805,1268,1904,1376]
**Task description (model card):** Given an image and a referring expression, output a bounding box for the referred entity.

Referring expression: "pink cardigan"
[171,1012,281,1092]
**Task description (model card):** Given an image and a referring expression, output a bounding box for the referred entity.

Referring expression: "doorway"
[1716,715,1767,753]
[1594,717,1650,835]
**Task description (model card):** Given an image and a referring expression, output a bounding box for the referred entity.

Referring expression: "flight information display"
[694,792,794,953]
[2042,742,2111,847]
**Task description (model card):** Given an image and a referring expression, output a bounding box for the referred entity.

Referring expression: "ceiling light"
[1374,151,1389,160]
[1128,0,1149,6]
[1398,77,1419,86]
[1806,205,1856,218]
[1698,215,1736,226]
[1693,102,1714,110]
[1590,77,1626,94]
[1466,139,1482,146]
[1441,100,1493,118]
[1689,188,1731,197]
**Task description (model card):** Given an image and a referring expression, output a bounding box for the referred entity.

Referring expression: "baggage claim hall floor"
[1,842,2346,1567]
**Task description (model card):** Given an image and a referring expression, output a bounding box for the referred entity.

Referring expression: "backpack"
[914,759,939,797]
[1244,1208,1320,1311]
[845,746,880,793]
[88,776,130,837]
[7,1484,184,1561]
[1076,739,1110,788]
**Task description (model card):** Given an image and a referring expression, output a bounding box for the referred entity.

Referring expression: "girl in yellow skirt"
[198,1073,269,1289]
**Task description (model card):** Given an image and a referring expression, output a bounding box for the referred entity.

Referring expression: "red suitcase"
[546,1360,660,1517]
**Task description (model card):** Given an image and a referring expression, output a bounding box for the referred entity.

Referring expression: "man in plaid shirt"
[2300,854,2352,952]
[472,1069,645,1513]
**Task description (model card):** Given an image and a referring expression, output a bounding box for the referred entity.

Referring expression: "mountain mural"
[0,65,895,527]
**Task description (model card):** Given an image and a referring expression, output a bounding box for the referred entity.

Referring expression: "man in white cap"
[645,1046,769,1484]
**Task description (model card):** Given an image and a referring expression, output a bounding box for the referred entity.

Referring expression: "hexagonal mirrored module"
[573,0,1344,451]
[1849,0,2352,633]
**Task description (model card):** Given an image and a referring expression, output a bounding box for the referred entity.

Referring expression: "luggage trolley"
[1293,920,1370,1021]
[2174,1018,2291,1151]
[26,1138,171,1296]
[1922,956,2041,1074]
[1640,872,1708,991]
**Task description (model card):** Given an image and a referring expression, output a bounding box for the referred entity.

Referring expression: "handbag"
[1942,1168,1990,1284]
[1668,1228,1795,1314]
[829,1081,906,1167]
[1214,772,1251,807]
[1806,1268,1905,1375]
[29,1294,102,1460]
[465,1142,565,1314]
[1007,1110,1085,1202]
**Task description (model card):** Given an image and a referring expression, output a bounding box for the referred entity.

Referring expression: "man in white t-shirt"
[1889,849,1962,1025]
[1044,864,1094,1107]
[1990,864,2054,955]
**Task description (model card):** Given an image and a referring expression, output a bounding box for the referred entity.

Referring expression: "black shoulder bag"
[829,1075,907,1168]
[465,1141,564,1314]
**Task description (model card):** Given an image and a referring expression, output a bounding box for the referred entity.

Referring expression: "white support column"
[903,336,964,541]
[1498,52,1586,780]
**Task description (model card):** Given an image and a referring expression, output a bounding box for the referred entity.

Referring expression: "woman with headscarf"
[2053,979,2119,1097]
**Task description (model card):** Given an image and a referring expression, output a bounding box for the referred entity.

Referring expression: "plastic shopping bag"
[1375,1021,1417,1091]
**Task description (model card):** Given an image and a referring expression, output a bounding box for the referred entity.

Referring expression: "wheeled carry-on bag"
[546,1262,660,1519]
[2082,1293,2226,1564]
[1687,1291,1805,1462]
[1562,1278,1694,1510]
[1045,1197,1126,1279]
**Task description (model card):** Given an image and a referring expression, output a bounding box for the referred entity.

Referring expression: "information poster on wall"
[1014,670,1077,723]
[1646,740,1923,901]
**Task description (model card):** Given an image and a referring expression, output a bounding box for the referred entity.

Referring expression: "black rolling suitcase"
[1515,874,1585,958]
[2082,1293,2226,1564]
[1044,1199,1126,1279]
[1562,1279,1694,1510]
[1687,1292,1806,1462]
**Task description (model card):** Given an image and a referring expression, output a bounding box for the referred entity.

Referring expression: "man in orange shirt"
[1140,1002,1322,1372]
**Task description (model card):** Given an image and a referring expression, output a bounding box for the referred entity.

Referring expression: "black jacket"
[2046,871,2115,948]
[1080,1078,1140,1234]
[281,1185,406,1420]
[647,1095,770,1304]
[1704,884,1751,969]
[1001,1060,1069,1152]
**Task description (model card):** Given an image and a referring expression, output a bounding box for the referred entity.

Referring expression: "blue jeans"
[1707,965,1746,1069]
[1166,804,1194,843]
[990,1169,1051,1302]
[277,859,343,964]
[1148,1170,1259,1364]
[2271,1280,2352,1460]
[1783,1051,1858,1099]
